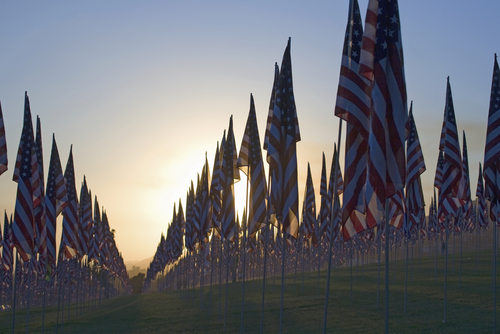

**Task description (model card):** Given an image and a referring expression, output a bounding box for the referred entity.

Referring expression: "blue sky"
[0,1,498,262]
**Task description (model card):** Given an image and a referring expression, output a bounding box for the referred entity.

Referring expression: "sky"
[0,1,499,264]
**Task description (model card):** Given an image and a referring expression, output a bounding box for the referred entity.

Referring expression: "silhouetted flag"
[484,55,500,222]
[458,132,472,229]
[360,0,408,228]
[79,176,92,257]
[328,145,344,241]
[264,64,279,151]
[318,153,330,239]
[44,135,67,272]
[237,94,267,238]
[438,78,463,223]
[2,212,14,271]
[334,0,370,239]
[61,146,80,259]
[200,158,211,243]
[33,116,46,258]
[220,116,238,240]
[210,142,222,236]
[0,102,7,175]
[12,92,36,261]
[476,163,488,229]
[265,38,301,238]
[303,163,317,246]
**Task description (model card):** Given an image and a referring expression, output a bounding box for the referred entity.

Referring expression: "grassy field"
[1,247,498,333]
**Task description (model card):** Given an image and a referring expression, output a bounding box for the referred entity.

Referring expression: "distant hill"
[125,256,153,270]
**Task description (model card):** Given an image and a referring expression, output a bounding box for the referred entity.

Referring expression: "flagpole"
[493,201,497,334]
[443,217,449,323]
[279,217,286,334]
[11,250,19,334]
[241,175,249,334]
[260,173,272,334]
[384,198,390,334]
[322,118,342,334]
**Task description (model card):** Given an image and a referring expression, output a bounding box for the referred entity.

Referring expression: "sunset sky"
[0,1,498,264]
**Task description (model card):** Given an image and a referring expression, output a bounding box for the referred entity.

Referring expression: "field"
[1,247,498,333]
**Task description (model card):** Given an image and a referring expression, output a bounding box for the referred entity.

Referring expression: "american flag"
[93,195,102,264]
[0,102,7,176]
[263,63,279,151]
[12,92,36,262]
[302,163,316,243]
[61,146,80,259]
[220,116,238,240]
[360,0,408,229]
[33,116,46,256]
[79,176,92,257]
[210,141,222,236]
[458,132,472,228]
[438,78,463,223]
[484,55,500,222]
[2,212,14,271]
[199,156,211,244]
[476,163,488,229]
[434,150,445,189]
[185,187,195,251]
[44,135,68,272]
[405,103,426,237]
[265,38,300,238]
[237,94,267,239]
[318,153,330,240]
[328,145,344,242]
[193,176,201,246]
[334,0,370,240]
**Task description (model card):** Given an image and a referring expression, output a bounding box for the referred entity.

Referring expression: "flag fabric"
[484,55,500,222]
[359,0,408,229]
[0,102,7,176]
[210,141,222,236]
[334,0,370,240]
[79,176,92,257]
[438,78,464,223]
[265,38,301,238]
[33,116,45,255]
[61,146,80,259]
[263,63,279,151]
[199,155,212,244]
[328,145,344,241]
[318,152,330,239]
[477,163,488,229]
[434,150,445,189]
[220,116,239,240]
[302,163,317,244]
[12,92,36,262]
[2,212,14,271]
[44,135,68,272]
[237,94,267,238]
[458,132,472,229]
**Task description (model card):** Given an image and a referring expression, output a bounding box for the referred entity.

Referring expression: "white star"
[391,15,398,24]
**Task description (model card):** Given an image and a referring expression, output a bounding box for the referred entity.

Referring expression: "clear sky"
[0,1,498,264]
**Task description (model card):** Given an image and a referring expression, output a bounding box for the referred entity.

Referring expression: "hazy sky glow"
[0,1,499,263]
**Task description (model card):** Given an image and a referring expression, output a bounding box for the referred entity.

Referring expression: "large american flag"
[43,135,68,272]
[484,55,500,222]
[438,78,463,223]
[61,146,80,259]
[0,102,7,176]
[334,0,370,240]
[265,38,300,239]
[237,94,267,239]
[33,116,46,256]
[360,0,408,229]
[12,92,36,262]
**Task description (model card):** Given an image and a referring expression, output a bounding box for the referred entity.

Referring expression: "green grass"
[1,248,498,333]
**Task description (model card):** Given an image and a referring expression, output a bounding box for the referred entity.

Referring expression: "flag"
[33,116,45,256]
[434,150,445,189]
[210,141,222,236]
[237,94,267,238]
[220,116,239,240]
[12,92,36,261]
[2,212,14,271]
[334,0,370,240]
[79,176,92,257]
[302,163,316,244]
[265,38,301,238]
[438,78,463,222]
[199,155,212,243]
[61,146,80,259]
[318,152,330,239]
[328,145,344,241]
[484,55,500,222]
[458,132,472,228]
[477,163,488,229]
[263,63,279,151]
[360,0,408,228]
[44,135,68,271]
[0,102,7,175]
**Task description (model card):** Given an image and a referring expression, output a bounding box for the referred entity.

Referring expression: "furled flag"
[303,163,318,246]
[220,116,239,240]
[210,141,222,236]
[237,94,267,238]
[318,153,330,240]
[484,55,500,222]
[434,150,445,190]
[33,116,45,256]
[0,102,7,175]
[12,92,36,261]
[44,135,68,272]
[61,146,80,259]
[359,0,408,229]
[328,145,344,242]
[405,103,426,237]
[438,78,464,223]
[2,212,14,271]
[264,63,279,151]
[477,163,488,229]
[334,0,370,240]
[79,176,92,257]
[458,132,472,229]
[265,38,301,238]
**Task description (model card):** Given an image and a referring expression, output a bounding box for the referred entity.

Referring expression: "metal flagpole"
[384,198,390,334]
[241,175,249,334]
[322,119,342,333]
[11,250,19,334]
[260,173,272,334]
